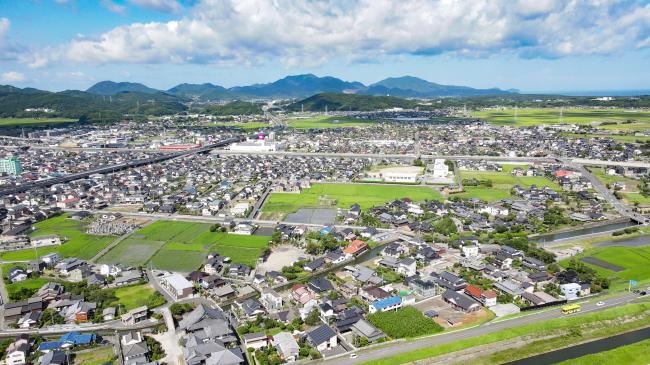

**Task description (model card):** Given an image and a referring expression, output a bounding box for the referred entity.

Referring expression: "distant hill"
[230,74,365,98]
[167,83,234,101]
[286,93,422,112]
[87,81,160,95]
[0,85,186,122]
[363,76,514,97]
[201,100,263,115]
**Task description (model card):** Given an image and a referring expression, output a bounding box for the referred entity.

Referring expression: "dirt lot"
[258,245,309,273]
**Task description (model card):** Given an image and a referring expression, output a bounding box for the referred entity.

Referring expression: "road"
[315,293,640,365]
[561,158,648,224]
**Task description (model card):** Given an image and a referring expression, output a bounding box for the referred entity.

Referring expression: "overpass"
[0,136,243,197]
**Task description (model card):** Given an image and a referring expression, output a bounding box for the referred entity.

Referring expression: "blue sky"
[1,0,650,92]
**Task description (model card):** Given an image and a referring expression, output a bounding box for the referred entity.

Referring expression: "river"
[531,220,636,244]
[504,326,650,365]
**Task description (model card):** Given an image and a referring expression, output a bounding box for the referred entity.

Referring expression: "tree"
[304,308,322,326]
[40,309,65,327]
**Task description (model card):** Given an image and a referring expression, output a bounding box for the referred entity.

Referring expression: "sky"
[1,0,650,93]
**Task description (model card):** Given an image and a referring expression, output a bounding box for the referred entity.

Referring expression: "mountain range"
[84,74,516,100]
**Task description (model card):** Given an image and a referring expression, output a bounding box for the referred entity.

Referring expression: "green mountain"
[0,85,186,121]
[286,93,422,112]
[167,83,234,101]
[364,76,514,97]
[200,100,263,115]
[230,74,365,98]
[87,81,160,95]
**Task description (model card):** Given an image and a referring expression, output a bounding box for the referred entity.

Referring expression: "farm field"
[287,115,377,129]
[112,284,163,311]
[589,167,648,205]
[0,118,77,126]
[0,214,115,261]
[473,108,650,127]
[262,183,442,215]
[456,169,560,202]
[100,220,270,271]
[72,346,116,365]
[559,246,650,289]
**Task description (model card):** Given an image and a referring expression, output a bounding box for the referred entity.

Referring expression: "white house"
[306,324,338,352]
[261,289,283,311]
[560,283,582,300]
[397,258,417,277]
[461,244,480,258]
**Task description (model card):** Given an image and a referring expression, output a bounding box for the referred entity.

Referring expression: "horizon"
[2,1,650,93]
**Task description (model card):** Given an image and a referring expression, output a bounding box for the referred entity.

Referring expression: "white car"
[596,301,605,306]
[350,353,358,359]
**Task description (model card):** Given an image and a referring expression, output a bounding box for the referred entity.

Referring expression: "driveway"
[151,307,185,365]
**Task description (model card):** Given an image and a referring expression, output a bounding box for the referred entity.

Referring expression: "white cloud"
[21,0,650,68]
[1,71,26,83]
[0,17,9,41]
[101,0,127,15]
[129,0,182,14]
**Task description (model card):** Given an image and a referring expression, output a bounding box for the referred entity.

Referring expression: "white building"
[432,159,449,178]
[461,244,480,258]
[160,273,193,300]
[30,235,62,247]
[230,202,250,217]
[230,139,282,152]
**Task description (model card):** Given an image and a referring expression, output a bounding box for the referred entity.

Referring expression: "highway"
[0,137,242,197]
[314,292,641,365]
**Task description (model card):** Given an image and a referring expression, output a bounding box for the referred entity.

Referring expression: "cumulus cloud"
[20,0,650,68]
[129,0,182,14]
[1,71,26,83]
[101,0,127,15]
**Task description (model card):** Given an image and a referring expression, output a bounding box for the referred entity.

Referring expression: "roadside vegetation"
[367,307,443,339]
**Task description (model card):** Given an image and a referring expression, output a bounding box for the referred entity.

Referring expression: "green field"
[589,168,648,205]
[473,108,650,127]
[101,221,269,271]
[0,118,77,126]
[72,346,116,365]
[262,183,442,216]
[559,246,650,289]
[558,338,650,365]
[0,214,115,261]
[287,115,377,129]
[112,284,162,311]
[456,169,560,201]
[208,121,269,130]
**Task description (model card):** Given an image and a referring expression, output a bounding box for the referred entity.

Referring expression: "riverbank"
[556,338,650,364]
[358,302,650,365]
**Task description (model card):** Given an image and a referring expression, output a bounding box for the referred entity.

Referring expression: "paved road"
[314,293,639,365]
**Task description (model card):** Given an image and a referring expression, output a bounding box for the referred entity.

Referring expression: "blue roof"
[371,296,401,310]
[60,332,96,345]
[320,226,333,235]
[38,341,64,351]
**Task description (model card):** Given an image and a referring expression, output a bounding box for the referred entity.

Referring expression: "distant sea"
[527,90,650,96]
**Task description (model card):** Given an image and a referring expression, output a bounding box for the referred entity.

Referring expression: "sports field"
[0,118,77,126]
[473,108,650,127]
[99,220,269,271]
[262,183,442,215]
[0,214,115,261]
[559,245,650,289]
[456,169,560,201]
[287,115,377,129]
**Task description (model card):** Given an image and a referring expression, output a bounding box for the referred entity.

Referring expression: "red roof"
[482,290,497,299]
[344,240,368,255]
[554,170,576,177]
[464,284,482,299]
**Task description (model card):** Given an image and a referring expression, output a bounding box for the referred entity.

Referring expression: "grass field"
[559,246,650,289]
[0,214,115,261]
[286,115,377,129]
[557,338,650,365]
[262,183,442,215]
[589,167,648,205]
[0,118,77,126]
[456,170,560,201]
[473,108,650,127]
[360,303,650,365]
[208,121,269,130]
[112,284,159,311]
[101,221,269,271]
[72,346,116,365]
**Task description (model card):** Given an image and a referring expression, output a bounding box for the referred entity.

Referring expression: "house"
[397,258,417,277]
[442,289,481,313]
[261,288,283,311]
[303,258,326,272]
[273,332,300,362]
[560,282,582,299]
[306,324,338,352]
[229,263,251,278]
[325,250,347,265]
[17,310,41,328]
[360,286,391,302]
[243,332,268,350]
[6,334,32,365]
[351,319,386,343]
[236,298,266,319]
[122,306,149,326]
[60,332,96,347]
[39,350,67,365]
[408,277,438,298]
[369,296,402,314]
[291,285,317,305]
[7,267,28,283]
[343,240,368,257]
[123,341,149,365]
[160,273,193,300]
[308,277,334,294]
[434,271,467,291]
[461,244,479,258]
[41,253,60,266]
[200,275,226,290]
[54,258,86,276]
[494,280,525,298]
[522,256,547,271]
[464,285,497,307]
